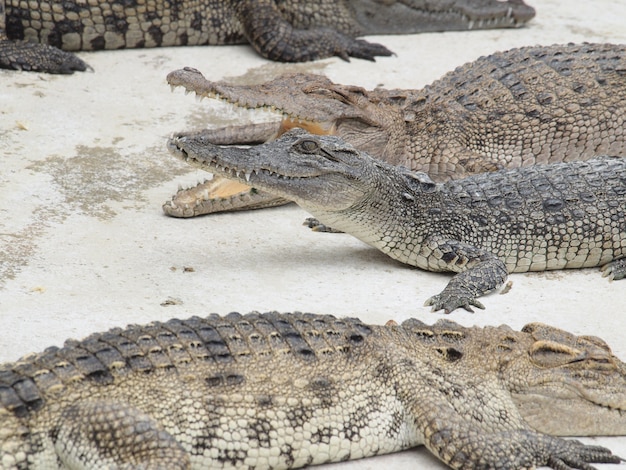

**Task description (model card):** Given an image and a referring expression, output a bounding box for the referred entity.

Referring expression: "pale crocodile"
[1,311,625,469]
[167,128,626,313]
[0,0,535,73]
[163,42,626,218]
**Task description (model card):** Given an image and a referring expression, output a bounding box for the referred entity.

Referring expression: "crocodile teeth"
[244,171,252,182]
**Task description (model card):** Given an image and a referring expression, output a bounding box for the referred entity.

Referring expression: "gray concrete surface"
[1,0,625,467]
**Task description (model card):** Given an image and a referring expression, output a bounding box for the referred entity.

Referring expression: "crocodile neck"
[304,186,441,272]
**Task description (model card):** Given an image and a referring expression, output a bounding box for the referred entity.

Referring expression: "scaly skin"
[163,43,626,218]
[1,311,625,468]
[0,0,534,73]
[167,128,626,313]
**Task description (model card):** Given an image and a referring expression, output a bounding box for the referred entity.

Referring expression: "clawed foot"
[545,438,622,470]
[303,217,343,233]
[424,292,485,314]
[338,37,394,62]
[601,258,626,281]
[0,39,90,74]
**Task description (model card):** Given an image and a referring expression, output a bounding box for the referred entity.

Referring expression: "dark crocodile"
[167,128,626,313]
[1,311,625,468]
[0,0,535,73]
[163,43,626,218]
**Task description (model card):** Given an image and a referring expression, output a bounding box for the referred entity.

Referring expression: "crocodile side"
[1,311,625,468]
[0,0,535,73]
[168,129,626,313]
[163,43,626,217]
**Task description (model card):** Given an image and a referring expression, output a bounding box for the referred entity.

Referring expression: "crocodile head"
[166,68,415,165]
[505,323,626,436]
[399,319,626,437]
[165,68,435,217]
[167,128,399,214]
[167,68,373,134]
[350,0,535,34]
[167,127,442,257]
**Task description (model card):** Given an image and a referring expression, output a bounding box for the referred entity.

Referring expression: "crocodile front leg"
[420,239,508,314]
[236,0,393,62]
[426,425,620,470]
[601,257,626,281]
[394,350,623,470]
[55,400,190,468]
[0,37,90,73]
[0,3,89,73]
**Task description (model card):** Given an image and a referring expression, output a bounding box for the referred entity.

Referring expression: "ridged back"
[0,312,374,418]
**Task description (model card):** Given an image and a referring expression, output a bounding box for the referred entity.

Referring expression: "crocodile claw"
[0,39,91,74]
[424,293,485,314]
[544,438,623,470]
[303,217,343,233]
[343,38,394,62]
[601,258,626,281]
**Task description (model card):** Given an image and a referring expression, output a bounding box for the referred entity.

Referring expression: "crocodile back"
[404,43,626,178]
[1,312,424,469]
[436,157,626,272]
[0,312,378,416]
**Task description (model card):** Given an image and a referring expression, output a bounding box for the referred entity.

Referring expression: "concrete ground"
[1,0,625,467]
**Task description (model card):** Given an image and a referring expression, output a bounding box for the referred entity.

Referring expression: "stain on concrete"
[0,142,191,286]
[27,144,190,220]
[0,206,63,283]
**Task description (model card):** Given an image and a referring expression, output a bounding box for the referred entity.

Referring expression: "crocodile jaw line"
[168,137,321,189]
[168,82,335,134]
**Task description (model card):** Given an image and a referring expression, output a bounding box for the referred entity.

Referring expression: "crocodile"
[1,311,625,469]
[163,42,626,218]
[167,128,626,313]
[0,0,535,74]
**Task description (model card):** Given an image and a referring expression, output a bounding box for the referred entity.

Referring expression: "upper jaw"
[167,134,325,186]
[453,0,536,23]
[166,68,347,127]
[351,0,535,34]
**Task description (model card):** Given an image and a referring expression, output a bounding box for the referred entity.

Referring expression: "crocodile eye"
[297,139,320,153]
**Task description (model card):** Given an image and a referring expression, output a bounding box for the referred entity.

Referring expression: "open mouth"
[164,70,356,217]
[167,68,339,138]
